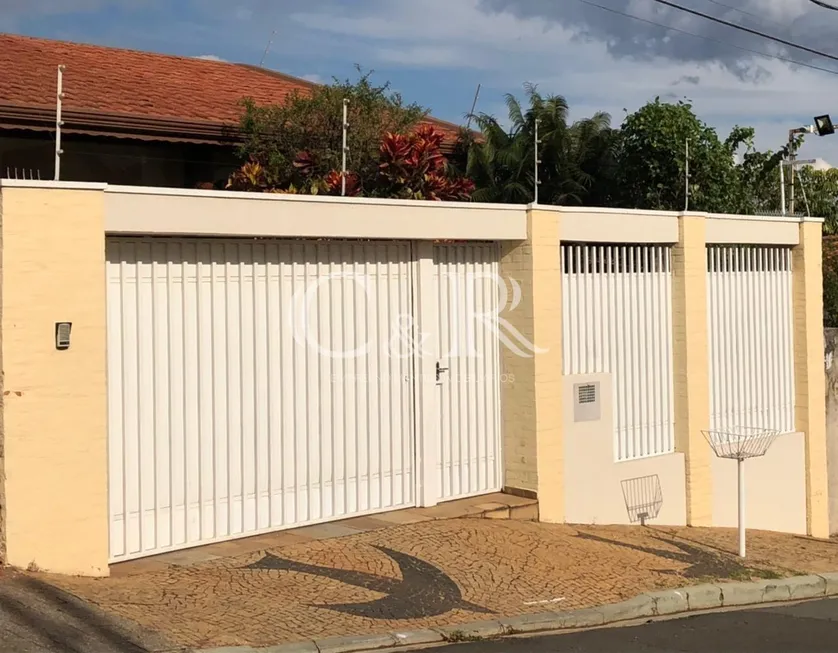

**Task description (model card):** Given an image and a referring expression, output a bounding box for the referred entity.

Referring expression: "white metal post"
[534,118,541,204]
[413,241,439,507]
[341,99,349,196]
[684,138,690,211]
[737,457,746,557]
[780,162,786,215]
[54,65,65,181]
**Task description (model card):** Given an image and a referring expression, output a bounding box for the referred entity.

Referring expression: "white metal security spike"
[55,64,66,181]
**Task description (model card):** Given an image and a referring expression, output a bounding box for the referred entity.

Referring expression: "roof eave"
[0,103,460,152]
[0,103,240,145]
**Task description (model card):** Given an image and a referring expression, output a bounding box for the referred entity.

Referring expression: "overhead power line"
[704,0,785,30]
[647,0,838,64]
[574,0,838,77]
[810,1,838,11]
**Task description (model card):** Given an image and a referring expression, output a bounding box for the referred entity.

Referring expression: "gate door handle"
[436,361,449,382]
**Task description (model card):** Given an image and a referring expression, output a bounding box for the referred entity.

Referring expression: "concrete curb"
[194,572,838,653]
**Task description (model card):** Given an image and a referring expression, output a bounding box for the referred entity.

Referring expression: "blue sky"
[5,0,838,163]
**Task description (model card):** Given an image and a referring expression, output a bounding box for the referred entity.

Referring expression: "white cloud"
[286,0,838,161]
[195,54,226,62]
[301,73,324,83]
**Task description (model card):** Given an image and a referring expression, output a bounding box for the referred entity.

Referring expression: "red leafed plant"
[227,125,473,201]
[226,158,271,191]
[376,125,473,201]
[324,170,361,196]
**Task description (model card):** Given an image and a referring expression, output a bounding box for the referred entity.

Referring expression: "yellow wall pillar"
[793,220,830,538]
[0,183,109,576]
[499,208,564,522]
[672,215,712,526]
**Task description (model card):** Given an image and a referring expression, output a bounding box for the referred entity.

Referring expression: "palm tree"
[466,84,616,206]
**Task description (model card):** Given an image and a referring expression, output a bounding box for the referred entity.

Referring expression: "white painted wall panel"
[434,244,503,500]
[107,238,416,561]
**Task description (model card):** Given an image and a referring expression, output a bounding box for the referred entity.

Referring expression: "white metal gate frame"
[107,237,421,561]
[106,237,504,562]
[433,242,504,502]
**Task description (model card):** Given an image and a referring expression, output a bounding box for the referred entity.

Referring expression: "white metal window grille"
[706,245,794,434]
[561,243,675,461]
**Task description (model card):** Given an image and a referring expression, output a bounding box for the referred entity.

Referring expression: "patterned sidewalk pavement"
[44,518,838,650]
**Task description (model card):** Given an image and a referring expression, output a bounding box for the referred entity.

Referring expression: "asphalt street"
[444,598,838,653]
[0,572,170,653]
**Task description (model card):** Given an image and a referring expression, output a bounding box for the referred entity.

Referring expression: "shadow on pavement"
[0,572,174,653]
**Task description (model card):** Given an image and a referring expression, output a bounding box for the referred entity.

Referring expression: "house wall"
[711,432,807,534]
[544,206,824,535]
[0,180,828,575]
[562,373,687,526]
[0,132,239,188]
[0,182,109,576]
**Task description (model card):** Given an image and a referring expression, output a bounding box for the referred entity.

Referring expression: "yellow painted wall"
[672,215,713,526]
[794,221,830,538]
[0,185,109,576]
[500,208,564,521]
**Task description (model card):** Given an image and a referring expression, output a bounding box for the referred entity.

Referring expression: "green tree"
[235,68,427,194]
[614,98,753,213]
[466,85,617,205]
[795,166,838,233]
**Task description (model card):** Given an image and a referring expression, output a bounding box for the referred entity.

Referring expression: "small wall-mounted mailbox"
[55,322,72,350]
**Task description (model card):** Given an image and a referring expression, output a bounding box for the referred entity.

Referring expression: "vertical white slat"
[251,243,269,531]
[183,241,200,545]
[638,247,657,456]
[707,247,717,430]
[651,246,661,454]
[164,244,181,548]
[315,244,329,519]
[574,245,583,374]
[107,242,124,557]
[605,245,618,456]
[240,245,257,533]
[754,248,765,427]
[783,248,795,430]
[151,242,171,550]
[772,247,781,429]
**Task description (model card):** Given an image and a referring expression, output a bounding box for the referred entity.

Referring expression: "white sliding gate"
[107,237,417,561]
[561,243,675,461]
[434,243,503,501]
[706,245,794,433]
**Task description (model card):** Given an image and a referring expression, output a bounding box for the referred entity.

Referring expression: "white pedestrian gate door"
[434,243,503,501]
[107,238,417,561]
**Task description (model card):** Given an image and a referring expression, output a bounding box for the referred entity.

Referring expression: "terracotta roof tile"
[0,33,462,139]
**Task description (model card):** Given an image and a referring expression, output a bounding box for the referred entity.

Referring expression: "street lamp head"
[815,114,835,136]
